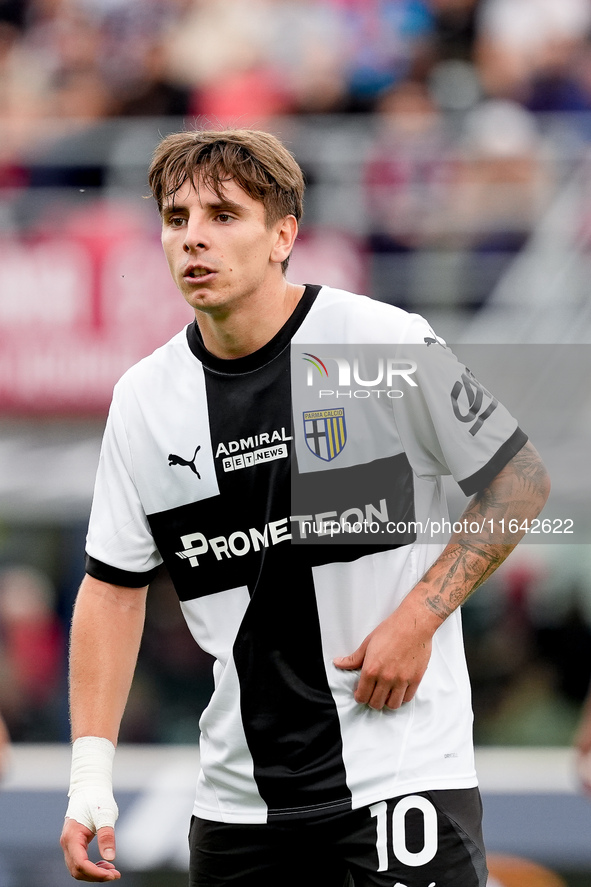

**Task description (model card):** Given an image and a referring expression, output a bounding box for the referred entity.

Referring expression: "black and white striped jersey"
[86,284,527,823]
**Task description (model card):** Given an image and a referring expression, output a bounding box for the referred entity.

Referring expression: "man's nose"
[183,218,209,252]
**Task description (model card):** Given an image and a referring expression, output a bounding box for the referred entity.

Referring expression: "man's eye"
[170,216,186,227]
[217,213,232,223]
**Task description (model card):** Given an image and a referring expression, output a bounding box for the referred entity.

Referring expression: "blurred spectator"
[266,0,350,115]
[0,2,36,191]
[94,0,192,117]
[418,0,482,113]
[0,1,28,31]
[22,66,117,217]
[191,64,292,127]
[365,79,451,248]
[115,38,192,117]
[0,566,64,740]
[163,0,271,89]
[423,0,479,65]
[465,560,542,744]
[451,99,547,233]
[11,5,116,198]
[475,0,591,106]
[163,0,292,125]
[466,561,591,748]
[536,592,591,707]
[363,79,452,306]
[444,99,551,308]
[524,37,591,115]
[334,0,435,111]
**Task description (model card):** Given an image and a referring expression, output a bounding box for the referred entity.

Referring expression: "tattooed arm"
[333,440,550,711]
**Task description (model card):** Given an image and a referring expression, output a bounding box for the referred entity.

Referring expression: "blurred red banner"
[0,231,193,414]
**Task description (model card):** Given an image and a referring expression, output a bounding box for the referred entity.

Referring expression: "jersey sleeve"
[394,317,527,495]
[85,386,163,587]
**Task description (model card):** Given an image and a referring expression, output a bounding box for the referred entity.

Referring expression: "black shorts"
[188,787,488,887]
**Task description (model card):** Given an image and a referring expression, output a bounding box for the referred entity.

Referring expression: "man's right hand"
[60,818,121,882]
[62,736,120,881]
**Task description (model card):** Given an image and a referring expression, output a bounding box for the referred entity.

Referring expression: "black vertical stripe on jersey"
[232,547,353,820]
[200,347,352,819]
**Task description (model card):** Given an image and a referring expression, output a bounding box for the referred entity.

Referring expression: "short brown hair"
[148,129,305,271]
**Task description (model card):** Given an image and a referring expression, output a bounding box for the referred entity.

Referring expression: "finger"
[364,679,407,711]
[60,818,93,875]
[402,680,419,704]
[333,647,365,671]
[367,687,391,711]
[95,860,122,880]
[353,670,378,706]
[97,826,117,862]
[71,859,121,881]
[385,676,422,710]
[61,820,121,882]
[385,686,408,710]
[63,846,121,881]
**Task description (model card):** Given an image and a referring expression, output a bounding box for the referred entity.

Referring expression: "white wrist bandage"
[65,736,119,833]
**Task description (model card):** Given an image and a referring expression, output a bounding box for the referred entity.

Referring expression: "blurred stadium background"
[1,0,591,884]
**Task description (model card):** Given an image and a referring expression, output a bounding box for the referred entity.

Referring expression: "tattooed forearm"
[417,441,550,624]
[424,542,507,619]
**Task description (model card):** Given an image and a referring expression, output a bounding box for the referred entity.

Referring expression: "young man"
[60,129,550,886]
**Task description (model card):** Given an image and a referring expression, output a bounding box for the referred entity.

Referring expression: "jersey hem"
[191,774,479,824]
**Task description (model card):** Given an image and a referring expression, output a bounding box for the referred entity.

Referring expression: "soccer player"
[60,129,550,885]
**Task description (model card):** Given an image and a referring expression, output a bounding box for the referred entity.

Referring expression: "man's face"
[160,175,289,318]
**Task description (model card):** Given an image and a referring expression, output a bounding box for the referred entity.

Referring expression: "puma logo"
[424,336,438,346]
[168,446,201,478]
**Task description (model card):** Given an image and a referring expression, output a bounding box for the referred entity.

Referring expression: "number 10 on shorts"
[370,796,438,871]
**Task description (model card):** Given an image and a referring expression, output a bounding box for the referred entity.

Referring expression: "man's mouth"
[186,267,213,279]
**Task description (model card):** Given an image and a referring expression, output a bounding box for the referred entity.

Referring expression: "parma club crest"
[303,408,347,461]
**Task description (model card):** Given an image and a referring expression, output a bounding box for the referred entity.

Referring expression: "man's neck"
[195,281,306,360]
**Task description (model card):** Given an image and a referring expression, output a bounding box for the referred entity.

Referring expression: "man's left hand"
[333,608,434,711]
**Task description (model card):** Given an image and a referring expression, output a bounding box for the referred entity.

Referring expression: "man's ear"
[270,215,298,265]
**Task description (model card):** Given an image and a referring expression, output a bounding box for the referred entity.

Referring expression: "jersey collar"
[186,284,321,374]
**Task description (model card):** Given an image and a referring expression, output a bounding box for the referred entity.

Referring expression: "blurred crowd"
[2,0,591,131]
[2,0,591,311]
